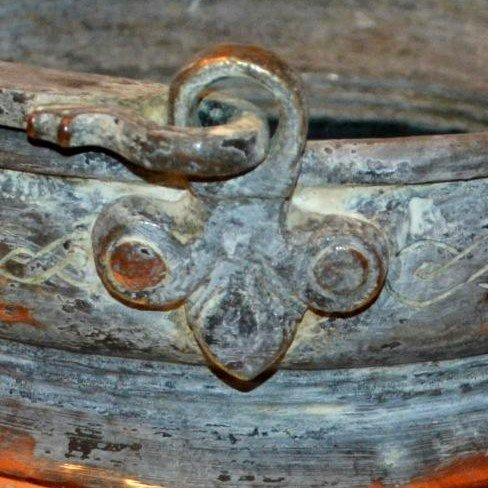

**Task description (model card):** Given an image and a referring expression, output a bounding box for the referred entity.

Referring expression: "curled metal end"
[169,43,309,197]
[169,43,307,127]
[290,215,389,314]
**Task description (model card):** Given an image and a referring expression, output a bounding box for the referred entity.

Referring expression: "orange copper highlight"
[109,241,167,292]
[0,303,40,328]
[57,116,72,147]
[370,454,488,488]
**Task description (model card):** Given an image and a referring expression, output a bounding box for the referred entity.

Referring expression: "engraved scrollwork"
[0,227,91,288]
[388,234,488,308]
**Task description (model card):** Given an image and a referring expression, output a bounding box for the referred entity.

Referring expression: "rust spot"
[314,246,368,295]
[0,426,150,487]
[0,303,40,328]
[0,427,84,486]
[25,113,37,139]
[370,453,488,488]
[109,241,167,292]
[0,428,37,476]
[57,116,72,147]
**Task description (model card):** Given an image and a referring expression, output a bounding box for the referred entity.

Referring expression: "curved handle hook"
[26,94,269,178]
[170,43,309,197]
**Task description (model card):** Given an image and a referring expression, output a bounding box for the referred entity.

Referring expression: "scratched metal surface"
[0,339,487,487]
[0,1,487,487]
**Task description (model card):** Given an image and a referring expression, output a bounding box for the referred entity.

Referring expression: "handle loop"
[169,44,308,197]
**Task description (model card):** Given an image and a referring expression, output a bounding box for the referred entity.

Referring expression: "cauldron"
[0,2,486,487]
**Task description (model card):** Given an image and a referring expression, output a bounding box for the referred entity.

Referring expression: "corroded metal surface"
[2,1,487,140]
[0,47,486,377]
[0,168,485,372]
[0,340,486,487]
[0,45,394,381]
[90,45,316,380]
[0,2,486,486]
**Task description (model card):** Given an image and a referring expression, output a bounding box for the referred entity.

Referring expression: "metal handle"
[17,53,273,178]
[26,95,270,178]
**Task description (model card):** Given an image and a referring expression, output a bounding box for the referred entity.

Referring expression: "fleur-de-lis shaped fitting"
[91,45,389,383]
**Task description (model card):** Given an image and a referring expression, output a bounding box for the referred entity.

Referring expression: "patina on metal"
[0,6,486,485]
[0,45,389,381]
[92,45,388,381]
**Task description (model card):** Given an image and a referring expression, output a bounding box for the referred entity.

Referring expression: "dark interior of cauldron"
[272,116,463,139]
[200,104,465,140]
[195,75,484,140]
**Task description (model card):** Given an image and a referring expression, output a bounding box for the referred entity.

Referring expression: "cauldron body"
[0,2,486,487]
